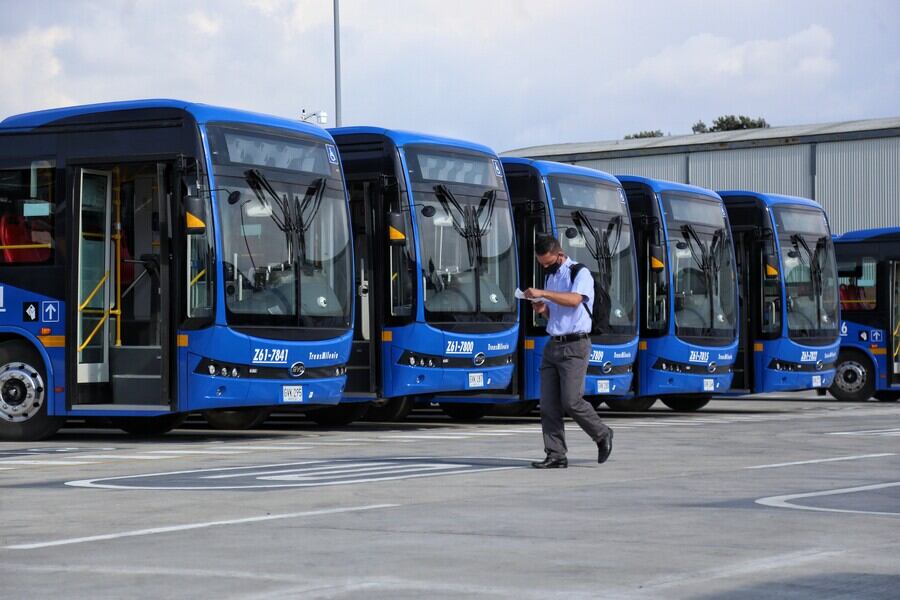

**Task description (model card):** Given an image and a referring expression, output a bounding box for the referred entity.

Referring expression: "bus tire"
[440,403,489,421]
[203,407,271,430]
[873,391,900,402]
[661,397,711,412]
[308,403,369,426]
[830,350,875,402]
[365,397,415,422]
[0,340,63,441]
[490,401,538,417]
[605,397,657,412]
[114,413,187,436]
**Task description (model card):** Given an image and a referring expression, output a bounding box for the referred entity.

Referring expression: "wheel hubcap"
[0,362,44,423]
[835,361,866,394]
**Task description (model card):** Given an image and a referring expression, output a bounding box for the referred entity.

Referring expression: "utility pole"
[333,0,342,127]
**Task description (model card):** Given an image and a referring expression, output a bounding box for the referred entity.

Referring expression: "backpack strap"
[568,263,593,320]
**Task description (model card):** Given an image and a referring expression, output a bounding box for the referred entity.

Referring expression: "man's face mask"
[541,253,563,275]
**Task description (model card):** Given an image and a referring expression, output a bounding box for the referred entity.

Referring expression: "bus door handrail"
[78,311,110,353]
[78,271,110,312]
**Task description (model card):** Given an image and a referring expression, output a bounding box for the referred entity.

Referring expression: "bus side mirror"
[184,195,207,235]
[388,211,407,246]
[649,244,665,271]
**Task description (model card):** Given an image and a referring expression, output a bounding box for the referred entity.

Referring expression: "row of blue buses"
[0,99,842,440]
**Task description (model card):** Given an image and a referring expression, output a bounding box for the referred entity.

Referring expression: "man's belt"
[550,333,590,343]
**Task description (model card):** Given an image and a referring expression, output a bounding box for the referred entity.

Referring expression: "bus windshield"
[406,147,516,323]
[662,192,737,341]
[773,206,839,340]
[550,177,637,338]
[207,124,352,329]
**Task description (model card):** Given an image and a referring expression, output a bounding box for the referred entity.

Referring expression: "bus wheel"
[440,403,489,421]
[873,391,900,402]
[661,397,710,412]
[0,340,62,441]
[308,403,369,426]
[490,401,538,417]
[605,397,657,412]
[203,407,271,430]
[830,351,874,402]
[113,413,187,436]
[365,397,415,422]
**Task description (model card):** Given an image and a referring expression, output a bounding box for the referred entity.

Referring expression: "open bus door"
[71,163,177,428]
[890,261,900,386]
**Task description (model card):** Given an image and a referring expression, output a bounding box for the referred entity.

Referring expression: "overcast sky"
[1,0,897,151]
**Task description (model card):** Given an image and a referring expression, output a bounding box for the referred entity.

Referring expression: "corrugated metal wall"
[816,138,900,234]
[578,154,687,182]
[564,136,900,235]
[688,145,812,197]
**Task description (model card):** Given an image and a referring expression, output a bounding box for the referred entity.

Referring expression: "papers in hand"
[515,288,543,303]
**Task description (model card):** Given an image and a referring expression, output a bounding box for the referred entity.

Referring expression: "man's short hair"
[535,234,562,256]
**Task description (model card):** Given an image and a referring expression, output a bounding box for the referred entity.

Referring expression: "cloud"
[624,25,837,94]
[188,11,221,36]
[0,26,75,114]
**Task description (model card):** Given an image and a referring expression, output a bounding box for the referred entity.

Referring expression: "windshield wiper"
[474,189,497,236]
[433,184,469,239]
[245,169,293,233]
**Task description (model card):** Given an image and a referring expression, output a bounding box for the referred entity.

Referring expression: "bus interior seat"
[0,213,50,263]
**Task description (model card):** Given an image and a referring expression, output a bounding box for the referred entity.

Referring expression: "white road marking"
[76,454,173,460]
[261,463,466,482]
[208,445,314,451]
[204,461,395,479]
[147,449,248,455]
[0,460,99,466]
[5,503,400,550]
[746,453,896,470]
[756,481,900,516]
[827,428,900,436]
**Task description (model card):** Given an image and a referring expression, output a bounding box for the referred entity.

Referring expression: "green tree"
[692,115,769,133]
[624,129,664,140]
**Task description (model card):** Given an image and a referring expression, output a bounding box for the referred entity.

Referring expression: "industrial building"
[505,118,900,233]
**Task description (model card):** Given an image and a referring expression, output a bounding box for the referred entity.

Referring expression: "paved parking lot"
[2,397,899,599]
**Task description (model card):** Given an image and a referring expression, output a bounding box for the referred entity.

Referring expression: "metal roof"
[718,190,823,211]
[329,126,497,157]
[617,175,722,200]
[834,227,900,242]
[500,157,620,186]
[504,117,900,160]
[0,98,333,141]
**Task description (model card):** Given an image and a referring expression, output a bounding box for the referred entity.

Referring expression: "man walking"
[525,235,613,469]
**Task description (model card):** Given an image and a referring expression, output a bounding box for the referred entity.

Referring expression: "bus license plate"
[282,385,304,403]
[468,373,484,388]
[703,378,714,391]
[812,375,822,388]
[597,379,610,394]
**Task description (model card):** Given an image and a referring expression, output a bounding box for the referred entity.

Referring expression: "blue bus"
[720,191,839,395]
[502,158,638,414]
[617,176,739,411]
[0,100,355,440]
[329,128,518,421]
[831,228,900,402]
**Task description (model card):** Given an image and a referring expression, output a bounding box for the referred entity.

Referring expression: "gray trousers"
[540,337,611,458]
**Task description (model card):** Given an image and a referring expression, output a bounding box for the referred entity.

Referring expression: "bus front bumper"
[759,368,835,393]
[188,373,347,411]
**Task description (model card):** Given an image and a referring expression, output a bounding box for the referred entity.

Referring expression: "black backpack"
[566,263,610,334]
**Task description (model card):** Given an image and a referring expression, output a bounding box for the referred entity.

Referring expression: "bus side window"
[385,186,415,317]
[760,239,782,334]
[837,255,877,312]
[0,162,55,265]
[186,191,214,319]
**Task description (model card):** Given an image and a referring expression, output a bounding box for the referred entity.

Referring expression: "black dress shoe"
[597,429,614,464]
[531,456,568,469]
